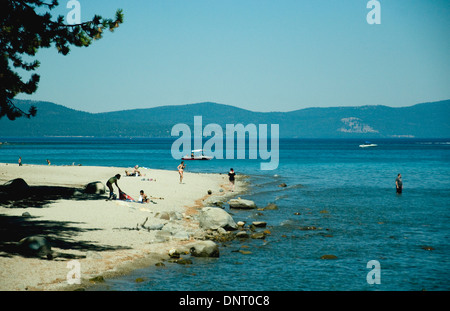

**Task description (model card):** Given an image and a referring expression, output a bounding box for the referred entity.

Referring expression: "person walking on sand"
[228,168,236,192]
[106,174,121,200]
[177,161,186,183]
[396,173,403,194]
[18,157,22,166]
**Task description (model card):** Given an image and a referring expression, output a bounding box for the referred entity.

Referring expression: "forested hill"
[1,99,449,138]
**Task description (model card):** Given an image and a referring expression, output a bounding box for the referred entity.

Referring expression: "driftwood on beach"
[114,217,165,232]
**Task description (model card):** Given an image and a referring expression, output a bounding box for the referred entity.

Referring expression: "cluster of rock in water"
[165,197,276,265]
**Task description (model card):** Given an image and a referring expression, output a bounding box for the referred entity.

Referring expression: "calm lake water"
[1,137,449,290]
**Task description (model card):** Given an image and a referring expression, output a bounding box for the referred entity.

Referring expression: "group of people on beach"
[106,162,238,202]
[17,157,83,166]
[105,173,157,203]
[15,156,402,200]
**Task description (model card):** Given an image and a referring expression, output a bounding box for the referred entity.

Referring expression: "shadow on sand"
[0,178,105,208]
[0,178,128,259]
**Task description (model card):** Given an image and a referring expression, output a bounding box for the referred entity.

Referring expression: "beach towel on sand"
[119,190,136,202]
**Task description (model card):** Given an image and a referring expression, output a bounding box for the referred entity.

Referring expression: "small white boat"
[182,149,213,160]
[359,142,377,148]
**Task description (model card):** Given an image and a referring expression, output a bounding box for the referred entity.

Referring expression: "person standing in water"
[177,161,186,184]
[395,173,403,194]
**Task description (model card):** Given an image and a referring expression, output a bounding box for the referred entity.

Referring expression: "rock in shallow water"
[252,221,267,228]
[189,241,220,258]
[199,207,237,230]
[320,254,338,260]
[228,198,257,209]
[250,232,266,239]
[236,231,249,239]
[264,203,278,210]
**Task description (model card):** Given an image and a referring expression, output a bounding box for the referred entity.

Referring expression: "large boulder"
[0,178,30,200]
[228,198,256,209]
[84,181,105,195]
[188,241,220,258]
[17,236,54,260]
[198,207,237,231]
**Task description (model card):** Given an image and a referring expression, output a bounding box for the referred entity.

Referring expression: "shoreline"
[0,163,248,291]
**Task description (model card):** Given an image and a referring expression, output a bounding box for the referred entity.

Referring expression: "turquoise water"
[1,137,449,290]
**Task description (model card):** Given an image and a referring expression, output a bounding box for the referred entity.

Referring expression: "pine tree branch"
[5,98,36,119]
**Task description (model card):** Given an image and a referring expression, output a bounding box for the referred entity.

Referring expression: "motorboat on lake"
[359,141,378,148]
[182,149,213,160]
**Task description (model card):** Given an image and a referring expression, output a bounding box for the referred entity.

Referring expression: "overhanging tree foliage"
[0,0,124,120]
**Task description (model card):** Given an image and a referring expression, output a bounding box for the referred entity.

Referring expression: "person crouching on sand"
[106,174,121,200]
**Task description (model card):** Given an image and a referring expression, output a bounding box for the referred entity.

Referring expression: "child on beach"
[138,190,149,203]
[138,190,164,203]
[228,168,236,192]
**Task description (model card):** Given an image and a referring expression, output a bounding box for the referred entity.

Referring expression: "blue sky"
[16,0,450,113]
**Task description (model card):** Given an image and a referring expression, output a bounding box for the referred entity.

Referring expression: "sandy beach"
[0,163,244,291]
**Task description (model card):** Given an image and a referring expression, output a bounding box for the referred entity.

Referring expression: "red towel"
[119,190,135,201]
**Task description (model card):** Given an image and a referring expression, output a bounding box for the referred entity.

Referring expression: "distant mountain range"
[1,99,449,138]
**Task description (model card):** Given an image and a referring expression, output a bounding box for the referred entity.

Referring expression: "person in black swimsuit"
[228,168,236,192]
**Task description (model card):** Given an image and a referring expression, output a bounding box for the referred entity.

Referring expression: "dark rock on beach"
[0,178,80,207]
[17,236,54,260]
[84,181,105,195]
[0,178,30,200]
